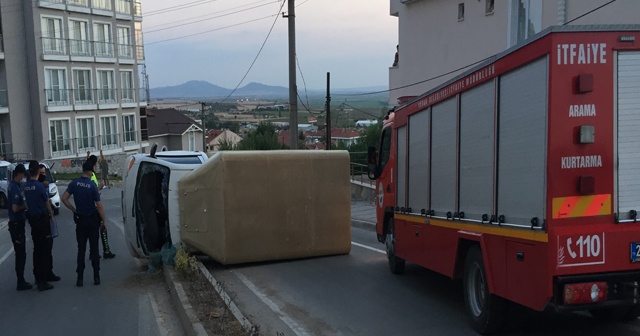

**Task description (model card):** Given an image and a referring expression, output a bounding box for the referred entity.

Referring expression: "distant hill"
[150,81,388,99]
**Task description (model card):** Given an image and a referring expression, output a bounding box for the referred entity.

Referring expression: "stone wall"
[44,153,128,177]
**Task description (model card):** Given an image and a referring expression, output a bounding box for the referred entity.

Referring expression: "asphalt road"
[205,227,640,336]
[0,186,184,336]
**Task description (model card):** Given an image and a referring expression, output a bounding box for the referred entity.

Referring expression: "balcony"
[118,44,134,64]
[69,39,92,60]
[136,45,145,63]
[49,138,74,157]
[67,0,90,13]
[73,88,96,110]
[38,0,65,10]
[0,89,8,114]
[116,0,133,20]
[76,135,98,153]
[45,89,72,112]
[101,133,120,150]
[41,37,69,61]
[97,88,118,109]
[121,88,137,108]
[123,130,137,146]
[134,1,143,21]
[92,0,113,16]
[94,41,116,62]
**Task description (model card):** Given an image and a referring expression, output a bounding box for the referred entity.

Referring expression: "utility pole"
[325,72,331,150]
[200,102,206,152]
[286,0,298,149]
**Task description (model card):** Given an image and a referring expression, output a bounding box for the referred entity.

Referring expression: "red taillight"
[564,282,607,305]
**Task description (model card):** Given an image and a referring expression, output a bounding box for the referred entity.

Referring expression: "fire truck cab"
[368,25,640,334]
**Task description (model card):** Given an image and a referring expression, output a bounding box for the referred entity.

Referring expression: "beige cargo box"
[178,150,351,265]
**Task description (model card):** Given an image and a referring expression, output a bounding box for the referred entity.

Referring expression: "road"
[0,186,184,336]
[205,227,640,336]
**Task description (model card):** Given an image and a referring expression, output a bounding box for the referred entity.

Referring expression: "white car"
[122,148,207,258]
[8,162,61,215]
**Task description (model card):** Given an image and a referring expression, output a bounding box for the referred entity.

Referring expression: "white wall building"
[389,0,639,105]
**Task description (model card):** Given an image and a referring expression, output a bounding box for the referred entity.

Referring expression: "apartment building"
[389,0,639,105]
[0,0,149,160]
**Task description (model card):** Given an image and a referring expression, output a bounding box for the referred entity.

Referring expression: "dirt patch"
[178,269,255,336]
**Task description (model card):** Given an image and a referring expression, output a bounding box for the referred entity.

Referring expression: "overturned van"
[122,148,207,258]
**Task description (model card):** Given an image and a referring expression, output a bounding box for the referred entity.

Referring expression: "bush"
[175,244,198,278]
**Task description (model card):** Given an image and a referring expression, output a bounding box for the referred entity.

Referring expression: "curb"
[163,265,209,336]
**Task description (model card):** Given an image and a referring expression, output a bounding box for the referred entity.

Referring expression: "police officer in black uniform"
[23,160,55,291]
[7,164,32,291]
[62,161,106,287]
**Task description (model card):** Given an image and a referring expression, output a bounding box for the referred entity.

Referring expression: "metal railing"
[42,37,66,55]
[123,130,137,144]
[67,0,88,6]
[73,88,95,105]
[92,0,111,10]
[135,45,144,60]
[120,88,136,103]
[45,89,71,106]
[76,135,97,152]
[349,152,374,186]
[118,44,133,59]
[101,133,120,149]
[69,39,92,57]
[116,0,131,15]
[50,138,74,157]
[40,0,64,4]
[97,88,117,104]
[94,40,114,58]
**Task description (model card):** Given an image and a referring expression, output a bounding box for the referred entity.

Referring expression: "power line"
[219,0,287,104]
[145,0,276,30]
[563,0,617,25]
[295,55,311,114]
[145,0,220,16]
[145,1,280,34]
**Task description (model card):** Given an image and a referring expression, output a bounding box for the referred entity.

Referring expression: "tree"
[348,122,382,153]
[216,139,236,151]
[237,123,287,150]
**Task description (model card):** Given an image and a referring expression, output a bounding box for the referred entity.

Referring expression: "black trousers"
[8,220,27,283]
[27,214,52,283]
[75,213,100,277]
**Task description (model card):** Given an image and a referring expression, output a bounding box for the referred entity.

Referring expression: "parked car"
[8,162,61,215]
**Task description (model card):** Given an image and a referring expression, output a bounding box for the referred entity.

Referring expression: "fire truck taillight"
[563,282,607,305]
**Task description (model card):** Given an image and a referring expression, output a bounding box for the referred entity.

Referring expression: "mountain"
[150,81,289,99]
[150,80,230,99]
[150,81,388,99]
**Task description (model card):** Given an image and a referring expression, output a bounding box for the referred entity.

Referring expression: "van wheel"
[463,246,507,334]
[386,218,405,274]
[0,193,7,209]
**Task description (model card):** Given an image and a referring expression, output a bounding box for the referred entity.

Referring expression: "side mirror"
[367,146,379,180]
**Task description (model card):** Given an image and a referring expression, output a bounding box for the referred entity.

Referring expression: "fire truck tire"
[463,246,507,335]
[386,218,405,274]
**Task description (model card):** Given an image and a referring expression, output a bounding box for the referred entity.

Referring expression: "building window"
[69,20,91,57]
[123,114,137,144]
[511,0,543,45]
[41,17,65,55]
[120,71,134,102]
[135,22,144,60]
[50,119,72,156]
[116,0,132,15]
[458,3,465,21]
[93,0,112,11]
[188,130,196,151]
[486,0,494,14]
[97,70,116,103]
[100,116,118,149]
[93,22,113,57]
[73,69,93,104]
[117,26,133,59]
[45,68,68,106]
[76,117,96,151]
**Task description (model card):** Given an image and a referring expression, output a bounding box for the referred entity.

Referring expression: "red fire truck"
[368,25,640,334]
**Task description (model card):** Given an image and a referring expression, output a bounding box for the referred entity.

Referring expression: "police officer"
[23,160,55,291]
[8,164,32,291]
[87,155,115,259]
[38,163,60,283]
[62,161,106,287]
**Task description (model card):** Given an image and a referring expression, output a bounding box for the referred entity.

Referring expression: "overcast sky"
[142,0,398,90]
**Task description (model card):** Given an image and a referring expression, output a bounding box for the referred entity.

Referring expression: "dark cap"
[88,155,98,165]
[14,164,26,175]
[82,161,94,172]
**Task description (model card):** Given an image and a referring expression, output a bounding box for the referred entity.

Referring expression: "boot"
[76,275,83,287]
[16,280,33,291]
[103,251,116,259]
[94,271,100,286]
[37,282,54,292]
[47,273,61,282]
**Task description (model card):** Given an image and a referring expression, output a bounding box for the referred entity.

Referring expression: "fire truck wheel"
[463,246,507,335]
[385,218,405,274]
